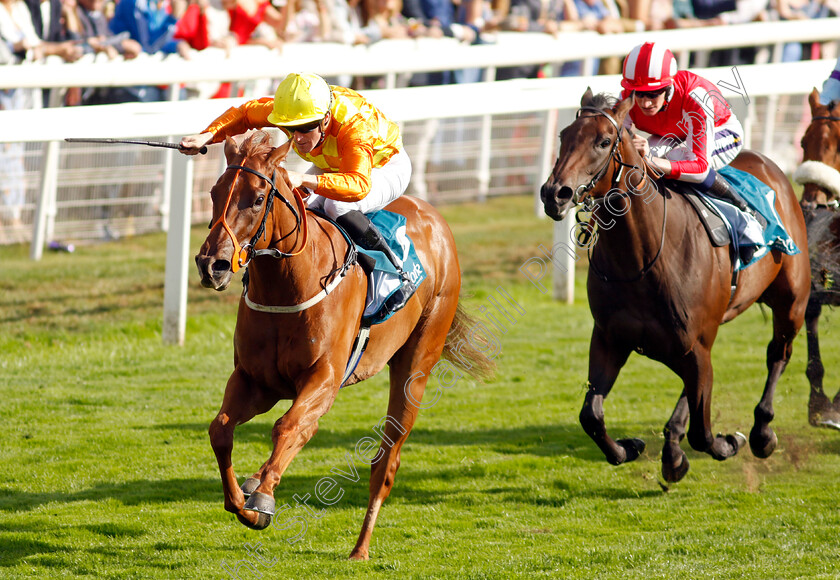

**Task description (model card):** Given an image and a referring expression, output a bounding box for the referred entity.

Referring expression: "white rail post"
[30,140,60,261]
[477,113,491,202]
[476,67,498,203]
[160,87,182,232]
[162,153,195,345]
[552,216,576,304]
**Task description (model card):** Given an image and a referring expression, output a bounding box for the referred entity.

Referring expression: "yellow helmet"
[267,73,333,127]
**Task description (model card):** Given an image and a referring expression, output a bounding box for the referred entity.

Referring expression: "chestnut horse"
[540,90,810,483]
[795,88,840,429]
[195,132,492,559]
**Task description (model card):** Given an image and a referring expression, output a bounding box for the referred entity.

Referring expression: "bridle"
[209,160,309,273]
[209,156,358,313]
[571,106,639,205]
[570,106,667,283]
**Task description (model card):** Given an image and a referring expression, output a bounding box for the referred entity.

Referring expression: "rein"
[570,106,668,283]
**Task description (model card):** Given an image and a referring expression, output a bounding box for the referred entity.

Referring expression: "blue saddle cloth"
[705,166,800,270]
[358,210,427,324]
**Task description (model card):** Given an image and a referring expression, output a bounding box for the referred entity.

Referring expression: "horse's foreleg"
[244,368,339,522]
[350,339,442,561]
[661,392,690,483]
[209,367,279,530]
[805,300,840,429]
[581,330,643,465]
[682,347,746,460]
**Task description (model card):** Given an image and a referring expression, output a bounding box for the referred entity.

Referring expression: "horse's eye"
[599,139,611,149]
[254,195,265,207]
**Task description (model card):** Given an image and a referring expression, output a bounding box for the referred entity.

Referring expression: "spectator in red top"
[222,0,289,48]
[620,41,755,216]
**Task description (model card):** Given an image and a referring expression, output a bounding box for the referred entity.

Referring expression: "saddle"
[670,183,741,294]
[679,187,730,248]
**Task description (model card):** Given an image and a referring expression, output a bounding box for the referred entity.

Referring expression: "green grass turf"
[1,195,840,579]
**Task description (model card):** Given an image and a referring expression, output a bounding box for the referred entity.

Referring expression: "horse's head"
[195,131,294,291]
[796,88,840,210]
[540,88,635,221]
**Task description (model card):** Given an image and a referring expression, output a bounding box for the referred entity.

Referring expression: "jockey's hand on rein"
[631,133,650,158]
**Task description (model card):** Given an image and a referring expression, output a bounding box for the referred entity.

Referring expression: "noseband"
[209,161,309,272]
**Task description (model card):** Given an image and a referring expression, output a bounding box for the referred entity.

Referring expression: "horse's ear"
[809,87,825,117]
[223,136,239,163]
[267,140,292,169]
[613,95,634,125]
[580,87,594,108]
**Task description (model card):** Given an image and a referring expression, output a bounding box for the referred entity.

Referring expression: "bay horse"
[195,131,492,559]
[795,88,840,429]
[540,90,810,483]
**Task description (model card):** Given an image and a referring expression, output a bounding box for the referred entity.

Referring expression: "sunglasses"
[284,120,322,134]
[635,88,668,99]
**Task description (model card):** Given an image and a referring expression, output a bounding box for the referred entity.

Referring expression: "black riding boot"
[337,210,417,315]
[707,172,766,229]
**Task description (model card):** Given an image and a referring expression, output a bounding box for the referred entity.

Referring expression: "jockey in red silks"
[619,41,757,218]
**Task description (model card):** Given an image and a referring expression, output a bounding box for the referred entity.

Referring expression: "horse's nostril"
[212,260,231,273]
[558,186,573,201]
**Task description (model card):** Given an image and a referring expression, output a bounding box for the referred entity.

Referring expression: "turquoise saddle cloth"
[357,210,427,324]
[706,166,800,270]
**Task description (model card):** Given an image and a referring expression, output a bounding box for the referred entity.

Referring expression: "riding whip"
[64,138,207,154]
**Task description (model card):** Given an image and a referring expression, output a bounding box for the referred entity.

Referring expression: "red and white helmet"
[621,42,678,92]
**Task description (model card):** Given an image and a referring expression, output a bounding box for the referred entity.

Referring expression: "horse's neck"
[248,209,348,301]
[593,162,667,266]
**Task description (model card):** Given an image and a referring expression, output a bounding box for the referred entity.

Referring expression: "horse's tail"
[441,302,497,382]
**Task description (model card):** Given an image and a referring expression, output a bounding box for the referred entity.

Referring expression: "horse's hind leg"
[349,329,447,561]
[805,299,840,429]
[662,392,690,483]
[581,329,644,465]
[209,368,280,530]
[681,346,747,460]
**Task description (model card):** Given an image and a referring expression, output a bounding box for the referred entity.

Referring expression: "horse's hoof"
[349,548,369,561]
[818,418,840,431]
[617,438,646,463]
[237,511,272,530]
[661,450,689,483]
[241,477,260,499]
[243,491,276,516]
[727,432,747,454]
[749,425,777,458]
[810,407,840,430]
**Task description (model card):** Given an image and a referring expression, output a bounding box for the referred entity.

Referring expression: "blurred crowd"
[1,0,839,103]
[0,0,837,238]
